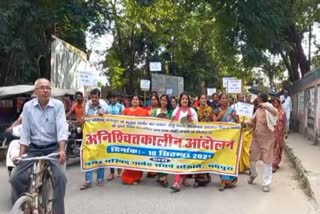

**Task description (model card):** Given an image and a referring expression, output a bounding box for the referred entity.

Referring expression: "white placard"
[149,62,162,72]
[79,71,97,86]
[166,88,173,95]
[140,79,150,90]
[223,77,235,88]
[235,102,254,118]
[227,79,242,94]
[207,88,216,96]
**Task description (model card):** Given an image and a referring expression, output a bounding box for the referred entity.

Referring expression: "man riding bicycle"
[10,78,68,214]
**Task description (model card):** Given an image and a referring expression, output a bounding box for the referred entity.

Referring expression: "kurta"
[250,108,274,164]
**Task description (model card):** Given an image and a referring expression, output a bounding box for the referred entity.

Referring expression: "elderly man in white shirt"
[280,90,292,137]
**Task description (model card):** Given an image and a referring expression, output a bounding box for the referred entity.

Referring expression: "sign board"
[227,79,242,94]
[149,62,162,72]
[223,77,235,88]
[207,88,217,96]
[79,71,97,87]
[235,102,254,118]
[166,88,173,95]
[140,79,150,91]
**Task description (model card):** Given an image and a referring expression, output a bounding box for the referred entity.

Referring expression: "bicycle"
[11,152,60,214]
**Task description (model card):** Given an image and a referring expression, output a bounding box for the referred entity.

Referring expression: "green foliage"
[0,0,111,86]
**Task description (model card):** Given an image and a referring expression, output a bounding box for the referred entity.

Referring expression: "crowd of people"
[7,78,289,213]
[65,87,288,193]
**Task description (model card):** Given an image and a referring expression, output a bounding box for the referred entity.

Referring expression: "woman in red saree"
[121,95,149,185]
[272,98,286,173]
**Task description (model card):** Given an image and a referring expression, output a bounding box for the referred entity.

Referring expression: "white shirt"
[6,140,20,168]
[280,95,292,113]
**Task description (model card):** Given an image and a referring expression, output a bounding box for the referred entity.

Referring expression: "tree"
[205,0,320,82]
[104,0,229,94]
[0,0,111,86]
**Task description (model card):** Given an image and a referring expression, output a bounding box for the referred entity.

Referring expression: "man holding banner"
[245,93,278,192]
[106,93,125,181]
[80,88,108,190]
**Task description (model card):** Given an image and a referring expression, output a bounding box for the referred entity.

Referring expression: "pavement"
[285,132,320,205]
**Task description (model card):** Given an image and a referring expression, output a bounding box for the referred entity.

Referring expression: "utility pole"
[308,24,312,63]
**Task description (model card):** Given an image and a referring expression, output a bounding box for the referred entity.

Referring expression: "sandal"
[170,183,180,192]
[248,175,257,184]
[262,186,270,192]
[193,182,199,188]
[159,180,169,187]
[219,183,225,191]
[80,183,91,190]
[107,174,115,181]
[97,181,104,186]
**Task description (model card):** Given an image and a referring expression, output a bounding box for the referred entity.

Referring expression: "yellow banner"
[81,115,242,176]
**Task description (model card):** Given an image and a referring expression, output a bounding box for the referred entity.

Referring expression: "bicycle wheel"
[11,195,33,214]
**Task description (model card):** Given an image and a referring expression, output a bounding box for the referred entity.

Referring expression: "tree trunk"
[129,26,135,92]
[286,24,310,81]
[0,51,14,86]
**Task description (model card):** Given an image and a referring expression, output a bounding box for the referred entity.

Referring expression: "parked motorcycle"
[5,125,21,176]
[66,120,82,159]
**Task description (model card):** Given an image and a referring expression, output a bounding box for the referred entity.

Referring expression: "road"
[0,154,318,214]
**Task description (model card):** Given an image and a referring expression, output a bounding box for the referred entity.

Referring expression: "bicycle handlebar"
[16,152,60,162]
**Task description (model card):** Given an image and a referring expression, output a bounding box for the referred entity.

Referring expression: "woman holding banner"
[214,94,239,191]
[236,94,253,173]
[194,94,214,188]
[151,94,173,187]
[170,92,198,192]
[147,94,160,116]
[146,94,161,178]
[121,95,149,185]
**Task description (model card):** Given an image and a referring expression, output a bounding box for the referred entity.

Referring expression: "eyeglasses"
[36,86,51,91]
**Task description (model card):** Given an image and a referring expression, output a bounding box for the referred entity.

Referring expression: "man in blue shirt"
[80,88,108,190]
[10,78,68,214]
[106,93,124,181]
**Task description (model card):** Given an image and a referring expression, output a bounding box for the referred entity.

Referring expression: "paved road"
[0,155,318,214]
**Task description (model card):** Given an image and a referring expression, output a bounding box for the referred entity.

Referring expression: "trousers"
[10,144,66,214]
[85,168,105,183]
[250,161,272,186]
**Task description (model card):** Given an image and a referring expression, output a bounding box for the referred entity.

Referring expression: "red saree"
[121,107,148,184]
[273,107,286,170]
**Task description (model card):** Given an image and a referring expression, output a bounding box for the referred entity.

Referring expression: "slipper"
[80,183,91,190]
[219,184,225,191]
[159,180,169,188]
[170,185,180,192]
[262,186,270,192]
[97,181,104,187]
[107,174,114,181]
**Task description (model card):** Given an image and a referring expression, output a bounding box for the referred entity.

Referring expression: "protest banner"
[235,102,254,118]
[227,79,242,94]
[223,77,235,88]
[207,88,217,96]
[81,115,242,176]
